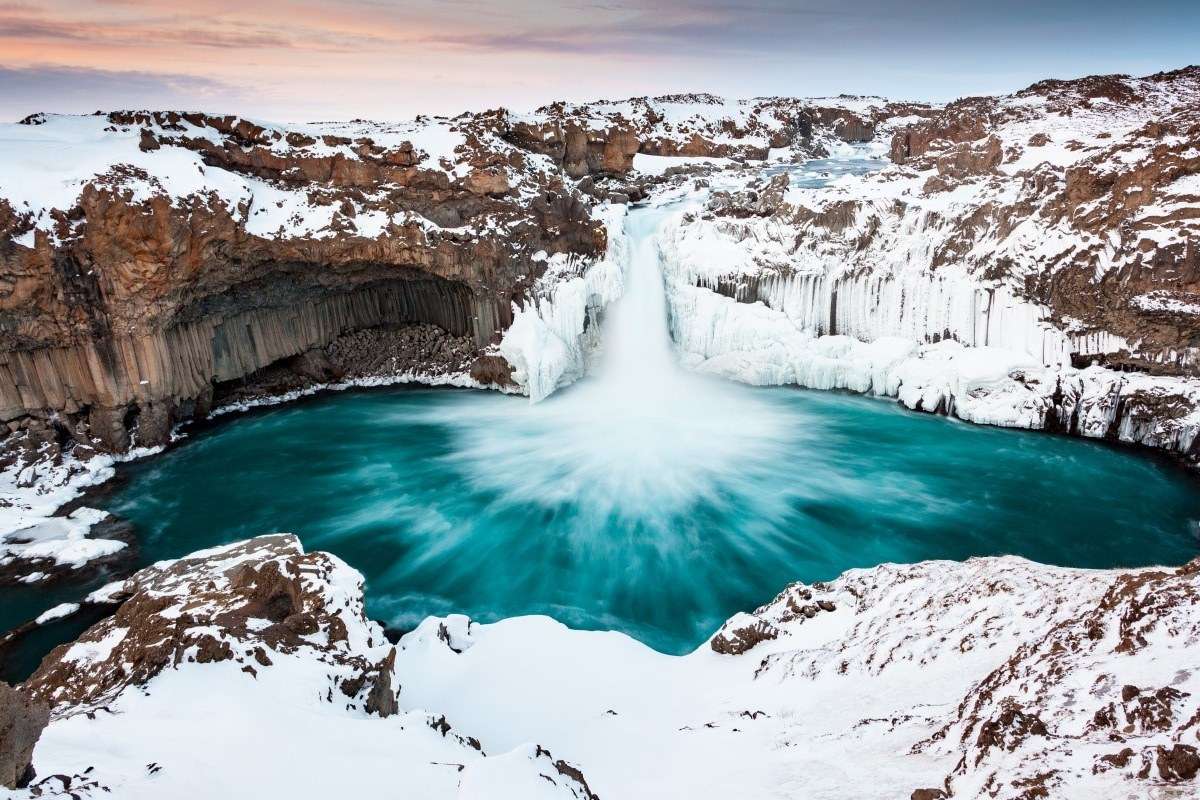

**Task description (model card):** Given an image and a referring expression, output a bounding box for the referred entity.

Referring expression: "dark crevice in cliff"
[2,273,505,455]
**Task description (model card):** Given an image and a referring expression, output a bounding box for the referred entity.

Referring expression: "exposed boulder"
[22,535,382,710]
[463,168,511,196]
[468,353,516,388]
[364,648,399,718]
[0,682,49,789]
[707,173,790,217]
[709,617,782,655]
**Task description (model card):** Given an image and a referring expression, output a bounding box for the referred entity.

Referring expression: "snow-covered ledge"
[12,535,1200,798]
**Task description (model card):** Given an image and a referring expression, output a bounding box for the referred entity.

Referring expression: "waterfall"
[436,202,795,527]
[593,205,680,395]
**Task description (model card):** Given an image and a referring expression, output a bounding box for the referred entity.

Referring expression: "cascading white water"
[597,206,681,393]
[427,202,796,527]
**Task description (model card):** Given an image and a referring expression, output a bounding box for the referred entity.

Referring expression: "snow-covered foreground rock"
[7,536,597,799]
[5,536,1197,799]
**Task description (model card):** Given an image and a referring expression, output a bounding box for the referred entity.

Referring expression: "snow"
[666,264,1200,443]
[500,204,629,402]
[34,602,80,625]
[86,580,130,604]
[1,507,123,571]
[21,532,1195,800]
[0,115,253,241]
[384,554,1198,799]
[492,135,1200,452]
[631,153,733,175]
[0,110,557,248]
[5,74,1200,799]
[805,95,891,114]
[62,626,127,664]
[0,439,167,577]
[1165,172,1200,196]
[1133,291,1200,315]
[22,536,595,800]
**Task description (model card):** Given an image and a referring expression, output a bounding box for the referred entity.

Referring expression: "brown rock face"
[973,702,1049,758]
[909,789,948,800]
[364,648,399,718]
[935,135,1003,178]
[1157,744,1200,781]
[504,117,642,178]
[709,619,781,655]
[463,168,511,196]
[468,353,516,387]
[0,682,49,789]
[21,536,382,711]
[0,110,608,453]
[889,95,996,164]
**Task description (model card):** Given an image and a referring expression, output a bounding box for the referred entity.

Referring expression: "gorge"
[2,68,1200,800]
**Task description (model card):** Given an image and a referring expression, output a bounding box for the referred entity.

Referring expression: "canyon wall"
[1,275,501,449]
[4,72,1199,462]
[654,67,1200,460]
[0,110,611,450]
[0,97,879,454]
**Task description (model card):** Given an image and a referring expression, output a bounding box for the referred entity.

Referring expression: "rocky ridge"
[4,535,597,798]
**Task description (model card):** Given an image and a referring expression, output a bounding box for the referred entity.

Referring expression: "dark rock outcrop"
[0,681,49,789]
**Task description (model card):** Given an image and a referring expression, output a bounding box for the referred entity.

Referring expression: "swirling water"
[73,193,1200,656]
[80,384,1200,657]
[2,154,1198,680]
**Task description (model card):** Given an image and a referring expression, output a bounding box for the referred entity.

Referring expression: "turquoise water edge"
[6,382,1195,681]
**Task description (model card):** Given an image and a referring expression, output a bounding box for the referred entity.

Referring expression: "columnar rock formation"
[0,110,608,452]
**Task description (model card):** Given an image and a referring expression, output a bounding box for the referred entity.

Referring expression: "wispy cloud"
[0,4,394,52]
[0,0,1195,121]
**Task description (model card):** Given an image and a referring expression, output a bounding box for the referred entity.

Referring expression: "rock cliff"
[4,73,1200,576]
[658,67,1200,460]
[0,94,887,458]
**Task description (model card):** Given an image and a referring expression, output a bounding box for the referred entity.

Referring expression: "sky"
[0,0,1197,123]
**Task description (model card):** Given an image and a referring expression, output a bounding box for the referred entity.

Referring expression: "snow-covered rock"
[646,67,1200,458]
[9,537,1198,799]
[13,535,597,799]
